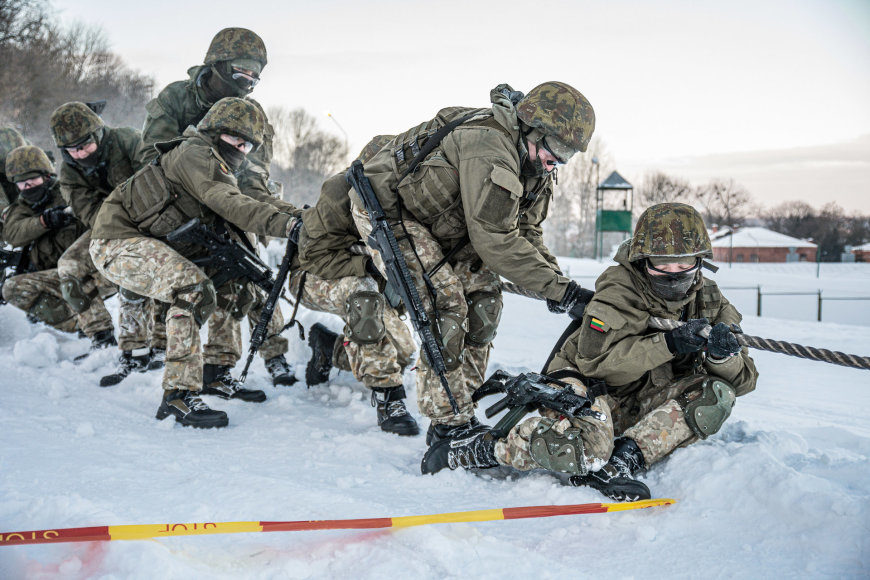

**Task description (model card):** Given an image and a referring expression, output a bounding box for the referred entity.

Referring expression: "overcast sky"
[52,0,870,213]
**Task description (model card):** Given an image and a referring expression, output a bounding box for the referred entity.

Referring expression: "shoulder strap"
[399,113,477,181]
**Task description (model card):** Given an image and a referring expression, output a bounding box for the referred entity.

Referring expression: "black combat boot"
[371,386,419,436]
[99,349,150,387]
[91,329,118,350]
[156,389,229,428]
[147,347,166,371]
[265,354,297,386]
[425,417,484,446]
[305,323,338,385]
[201,364,267,402]
[569,437,651,502]
[421,426,498,474]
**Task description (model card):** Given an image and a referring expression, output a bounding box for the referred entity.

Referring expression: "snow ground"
[1,258,868,579]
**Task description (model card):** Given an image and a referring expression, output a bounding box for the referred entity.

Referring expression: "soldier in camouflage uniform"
[139,27,297,388]
[424,203,758,501]
[291,135,419,435]
[1,146,116,344]
[350,82,596,457]
[90,97,301,428]
[1,128,30,240]
[49,101,169,374]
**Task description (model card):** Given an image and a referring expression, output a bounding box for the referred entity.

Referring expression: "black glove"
[287,217,303,244]
[547,280,595,314]
[41,206,73,229]
[707,322,741,359]
[664,317,710,354]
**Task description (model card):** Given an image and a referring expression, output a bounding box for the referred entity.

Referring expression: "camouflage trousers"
[288,269,415,388]
[2,269,78,333]
[496,378,614,473]
[117,290,168,352]
[90,236,236,392]
[352,207,500,425]
[203,284,288,367]
[496,372,705,472]
[57,230,162,350]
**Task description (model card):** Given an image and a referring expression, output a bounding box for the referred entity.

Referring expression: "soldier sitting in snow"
[424,203,759,501]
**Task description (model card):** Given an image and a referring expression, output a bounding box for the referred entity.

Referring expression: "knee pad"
[345,290,386,345]
[465,291,503,347]
[529,419,587,476]
[119,286,147,305]
[216,282,255,320]
[59,276,94,314]
[29,293,75,325]
[677,377,736,439]
[435,312,467,371]
[173,279,216,326]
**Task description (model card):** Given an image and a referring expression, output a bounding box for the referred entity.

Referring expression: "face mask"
[207,64,252,99]
[19,182,51,209]
[217,139,247,171]
[645,260,700,301]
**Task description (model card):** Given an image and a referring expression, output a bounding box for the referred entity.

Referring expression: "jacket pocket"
[397,154,460,222]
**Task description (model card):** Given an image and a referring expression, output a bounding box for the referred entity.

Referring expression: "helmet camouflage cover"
[0,127,28,165]
[197,97,266,146]
[516,81,595,155]
[629,203,713,262]
[204,27,267,68]
[49,102,105,147]
[5,145,55,183]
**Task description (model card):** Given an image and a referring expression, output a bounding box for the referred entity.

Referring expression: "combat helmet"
[516,81,595,159]
[49,102,104,148]
[5,146,55,183]
[204,27,267,72]
[0,128,28,169]
[197,97,266,147]
[629,203,712,263]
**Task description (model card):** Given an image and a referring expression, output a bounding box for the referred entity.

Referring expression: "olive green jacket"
[92,129,297,247]
[2,180,85,270]
[546,240,758,398]
[58,127,147,229]
[354,84,568,302]
[139,66,285,210]
[298,172,368,280]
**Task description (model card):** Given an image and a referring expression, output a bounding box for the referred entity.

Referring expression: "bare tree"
[636,171,694,210]
[267,106,348,207]
[694,178,753,228]
[763,200,817,239]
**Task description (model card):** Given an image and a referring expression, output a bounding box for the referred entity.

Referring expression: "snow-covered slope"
[1,260,868,579]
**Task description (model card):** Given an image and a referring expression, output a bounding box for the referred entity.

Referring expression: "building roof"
[599,171,633,190]
[710,227,817,249]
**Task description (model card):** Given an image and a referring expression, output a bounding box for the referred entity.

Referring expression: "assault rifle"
[166,218,274,294]
[346,160,460,414]
[0,245,29,306]
[472,370,607,438]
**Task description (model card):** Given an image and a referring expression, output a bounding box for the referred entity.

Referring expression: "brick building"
[852,242,870,262]
[711,227,817,263]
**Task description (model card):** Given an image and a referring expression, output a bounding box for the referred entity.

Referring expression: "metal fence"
[719,286,870,322]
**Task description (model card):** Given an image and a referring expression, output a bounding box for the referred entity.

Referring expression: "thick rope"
[499,280,870,371]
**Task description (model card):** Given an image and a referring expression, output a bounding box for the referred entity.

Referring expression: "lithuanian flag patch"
[589,317,606,333]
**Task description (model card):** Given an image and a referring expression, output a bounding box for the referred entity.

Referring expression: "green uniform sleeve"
[2,203,47,247]
[140,94,184,168]
[518,183,560,269]
[59,165,104,229]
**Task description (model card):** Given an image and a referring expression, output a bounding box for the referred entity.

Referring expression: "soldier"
[49,101,167,377]
[1,145,115,346]
[90,97,300,428]
[423,203,759,502]
[1,128,30,240]
[293,136,419,435]
[139,27,296,389]
[349,82,596,455]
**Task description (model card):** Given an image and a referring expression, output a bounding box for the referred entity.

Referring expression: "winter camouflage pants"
[203,286,288,367]
[91,236,229,392]
[352,207,500,425]
[288,269,415,388]
[2,269,78,333]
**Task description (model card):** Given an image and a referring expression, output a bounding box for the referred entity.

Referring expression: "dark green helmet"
[5,146,55,183]
[49,102,104,147]
[197,97,265,146]
[516,81,595,156]
[204,28,267,70]
[0,127,28,166]
[629,203,713,262]
[355,135,394,164]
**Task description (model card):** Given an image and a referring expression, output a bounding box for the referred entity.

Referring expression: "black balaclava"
[216,138,247,171]
[19,176,55,210]
[644,258,701,301]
